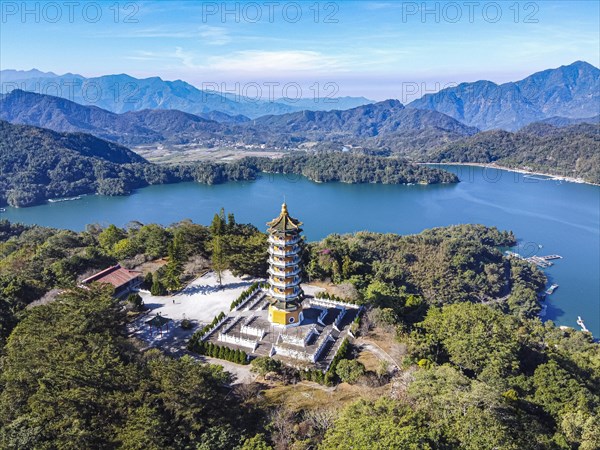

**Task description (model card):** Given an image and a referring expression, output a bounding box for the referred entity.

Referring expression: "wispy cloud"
[126,48,347,73]
[199,26,231,46]
[205,50,343,72]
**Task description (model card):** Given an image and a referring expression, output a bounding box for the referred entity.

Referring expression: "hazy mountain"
[253,99,479,154]
[0,91,477,154]
[409,61,600,130]
[0,70,371,118]
[0,90,234,145]
[254,99,477,136]
[274,96,374,111]
[196,110,250,123]
[536,115,599,128]
[0,89,162,144]
[0,69,61,83]
[429,122,600,183]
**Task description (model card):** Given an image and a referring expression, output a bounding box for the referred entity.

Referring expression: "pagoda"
[266,203,304,326]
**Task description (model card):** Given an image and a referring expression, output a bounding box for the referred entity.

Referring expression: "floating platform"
[577,316,589,333]
[541,255,562,260]
[504,251,563,269]
[545,284,559,295]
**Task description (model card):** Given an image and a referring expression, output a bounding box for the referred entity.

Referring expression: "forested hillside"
[246,152,459,184]
[429,123,600,183]
[0,120,257,207]
[1,218,597,449]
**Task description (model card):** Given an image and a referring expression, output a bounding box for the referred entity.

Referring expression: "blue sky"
[1,1,599,100]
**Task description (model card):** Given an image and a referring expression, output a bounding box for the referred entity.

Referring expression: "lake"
[2,165,599,337]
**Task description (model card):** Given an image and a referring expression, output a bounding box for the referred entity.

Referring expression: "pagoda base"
[268,301,303,326]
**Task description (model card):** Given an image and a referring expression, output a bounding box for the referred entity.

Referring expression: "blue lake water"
[2,165,599,336]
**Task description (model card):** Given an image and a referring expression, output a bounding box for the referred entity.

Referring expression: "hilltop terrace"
[200,289,361,370]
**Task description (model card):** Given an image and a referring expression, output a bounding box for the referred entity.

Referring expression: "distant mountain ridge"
[0,90,232,145]
[0,91,478,153]
[409,61,599,130]
[252,99,479,155]
[0,70,373,119]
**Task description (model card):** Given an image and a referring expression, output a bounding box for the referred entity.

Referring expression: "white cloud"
[126,48,346,73]
[204,50,343,72]
[199,26,231,46]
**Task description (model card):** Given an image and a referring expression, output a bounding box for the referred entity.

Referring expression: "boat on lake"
[48,195,83,203]
[545,284,559,295]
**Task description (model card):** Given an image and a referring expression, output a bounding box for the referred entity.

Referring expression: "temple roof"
[267,203,303,232]
[81,264,141,289]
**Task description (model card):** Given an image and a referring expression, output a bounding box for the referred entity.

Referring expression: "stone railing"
[218,333,259,352]
[310,298,358,310]
[241,325,266,340]
[279,332,305,347]
[274,345,313,362]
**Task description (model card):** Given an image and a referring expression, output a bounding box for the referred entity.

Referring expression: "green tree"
[241,434,273,450]
[320,398,432,450]
[251,357,282,376]
[335,359,366,384]
[127,292,144,311]
[415,303,521,380]
[210,208,227,236]
[211,235,227,286]
[98,224,126,252]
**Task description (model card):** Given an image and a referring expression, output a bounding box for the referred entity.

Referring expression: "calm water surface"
[3,165,599,336]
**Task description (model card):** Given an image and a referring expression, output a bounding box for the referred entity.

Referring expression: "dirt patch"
[262,381,385,412]
[133,144,286,164]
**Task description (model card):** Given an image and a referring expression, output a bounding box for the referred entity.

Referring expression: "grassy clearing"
[262,381,386,412]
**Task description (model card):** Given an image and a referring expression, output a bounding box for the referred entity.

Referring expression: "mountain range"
[408,61,599,130]
[0,70,373,119]
[1,62,597,130]
[0,90,478,152]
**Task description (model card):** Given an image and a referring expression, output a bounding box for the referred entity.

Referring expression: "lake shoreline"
[420,162,599,186]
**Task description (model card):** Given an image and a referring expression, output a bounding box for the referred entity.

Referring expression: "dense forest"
[246,152,459,184]
[0,121,258,207]
[1,215,597,449]
[429,123,600,184]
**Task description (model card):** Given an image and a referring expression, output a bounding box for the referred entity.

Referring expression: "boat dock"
[576,316,589,333]
[504,251,563,269]
[541,255,562,260]
[528,256,554,268]
[545,284,559,295]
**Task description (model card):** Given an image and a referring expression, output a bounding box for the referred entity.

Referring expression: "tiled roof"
[81,265,141,289]
[267,203,302,232]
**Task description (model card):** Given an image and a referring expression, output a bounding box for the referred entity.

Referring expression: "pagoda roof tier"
[268,298,301,311]
[267,203,303,233]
